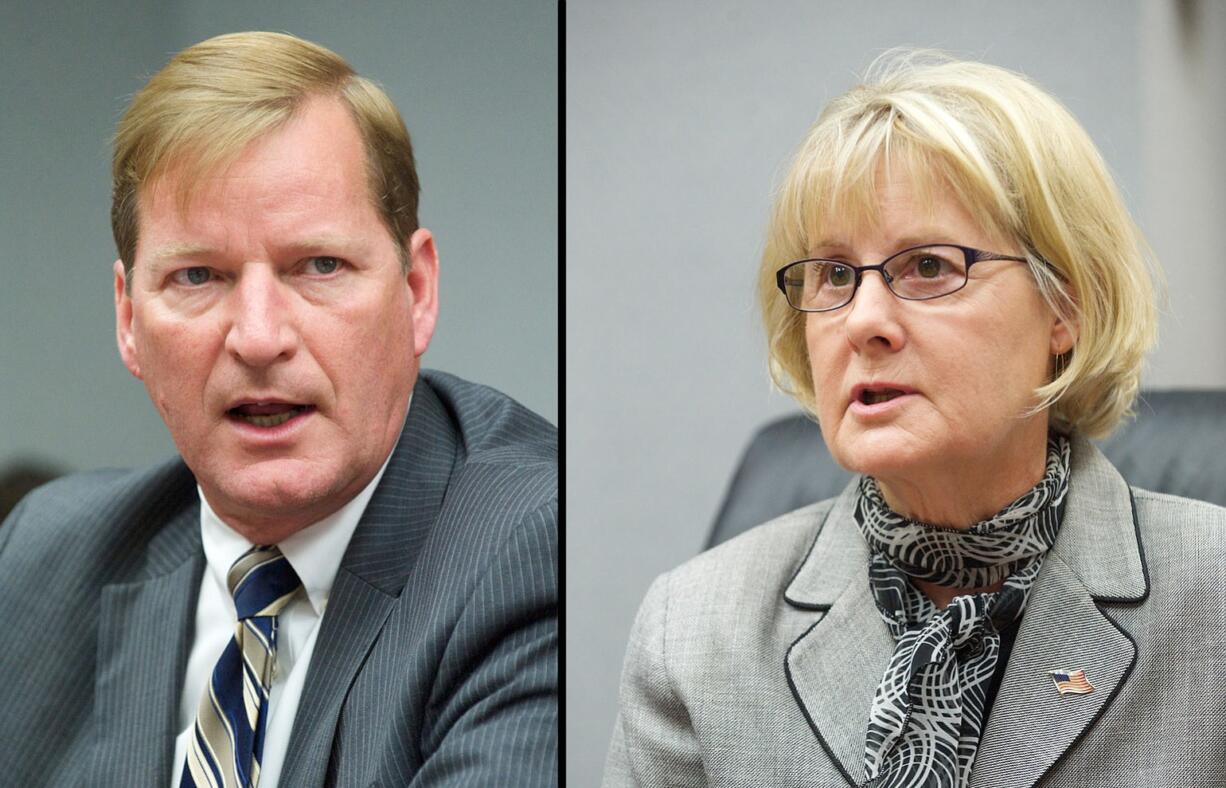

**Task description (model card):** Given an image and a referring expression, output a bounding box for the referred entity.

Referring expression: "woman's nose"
[842,270,906,352]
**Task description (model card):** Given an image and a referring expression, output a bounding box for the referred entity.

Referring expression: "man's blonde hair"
[112,31,419,275]
[758,51,1160,439]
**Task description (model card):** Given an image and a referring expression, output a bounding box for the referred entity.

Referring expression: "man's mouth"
[227,403,315,427]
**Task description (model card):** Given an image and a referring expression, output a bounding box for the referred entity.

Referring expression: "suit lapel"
[969,553,1135,788]
[970,437,1146,788]
[93,503,202,785]
[277,568,397,786]
[786,577,893,785]
[784,481,892,786]
[279,378,461,786]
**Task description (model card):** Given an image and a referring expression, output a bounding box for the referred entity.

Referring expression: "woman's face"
[805,170,1073,500]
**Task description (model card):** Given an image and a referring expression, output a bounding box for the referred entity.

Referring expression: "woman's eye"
[172,266,214,286]
[828,265,854,287]
[917,256,944,278]
[305,256,343,275]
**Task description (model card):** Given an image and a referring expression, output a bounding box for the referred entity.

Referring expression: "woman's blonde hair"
[112,31,419,276]
[758,51,1160,439]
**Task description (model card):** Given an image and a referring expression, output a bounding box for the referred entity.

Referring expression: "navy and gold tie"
[180,545,301,788]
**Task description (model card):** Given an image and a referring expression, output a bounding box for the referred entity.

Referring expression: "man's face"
[114,96,438,541]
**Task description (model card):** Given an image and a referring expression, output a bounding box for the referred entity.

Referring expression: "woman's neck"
[874,426,1058,607]
[881,456,1043,608]
[875,431,1052,529]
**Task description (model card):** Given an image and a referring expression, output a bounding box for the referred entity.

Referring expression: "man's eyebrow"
[149,242,217,262]
[286,235,367,252]
[147,236,366,262]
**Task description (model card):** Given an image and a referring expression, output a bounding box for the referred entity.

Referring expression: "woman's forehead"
[802,162,1008,253]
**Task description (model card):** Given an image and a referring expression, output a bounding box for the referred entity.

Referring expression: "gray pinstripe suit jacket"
[0,370,557,787]
[604,436,1226,787]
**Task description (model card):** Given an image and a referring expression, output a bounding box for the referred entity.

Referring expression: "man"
[0,32,557,787]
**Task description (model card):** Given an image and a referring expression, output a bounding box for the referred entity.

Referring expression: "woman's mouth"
[859,388,907,405]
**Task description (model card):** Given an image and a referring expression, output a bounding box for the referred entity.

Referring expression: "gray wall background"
[0,1,557,481]
[567,0,1226,782]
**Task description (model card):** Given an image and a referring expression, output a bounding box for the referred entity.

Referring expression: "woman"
[604,54,1226,787]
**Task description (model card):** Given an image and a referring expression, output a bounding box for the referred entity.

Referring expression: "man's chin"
[199,463,358,537]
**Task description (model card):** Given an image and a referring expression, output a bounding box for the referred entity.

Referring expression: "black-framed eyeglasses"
[775,244,1029,313]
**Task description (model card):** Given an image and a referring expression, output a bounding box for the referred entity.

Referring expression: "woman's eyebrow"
[809,232,958,256]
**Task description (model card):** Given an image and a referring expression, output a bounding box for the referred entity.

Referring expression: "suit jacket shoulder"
[604,499,840,788]
[422,369,556,460]
[0,458,202,784]
[1,458,199,581]
[646,498,836,631]
[1130,486,1226,587]
[421,368,558,535]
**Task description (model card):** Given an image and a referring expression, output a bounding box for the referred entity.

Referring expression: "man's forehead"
[140,98,367,212]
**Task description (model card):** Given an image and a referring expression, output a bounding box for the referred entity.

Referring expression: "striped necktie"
[180,545,301,788]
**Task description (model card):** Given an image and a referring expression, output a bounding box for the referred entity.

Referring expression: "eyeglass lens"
[782,245,969,311]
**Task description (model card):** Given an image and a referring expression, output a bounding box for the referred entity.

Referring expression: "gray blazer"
[0,370,558,787]
[605,437,1226,787]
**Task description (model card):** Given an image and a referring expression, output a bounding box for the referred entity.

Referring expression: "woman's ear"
[1048,278,1078,356]
[1050,315,1076,355]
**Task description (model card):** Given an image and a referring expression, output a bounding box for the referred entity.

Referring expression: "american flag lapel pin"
[1047,669,1095,696]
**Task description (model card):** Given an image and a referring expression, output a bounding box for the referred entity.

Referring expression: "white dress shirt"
[169,441,398,788]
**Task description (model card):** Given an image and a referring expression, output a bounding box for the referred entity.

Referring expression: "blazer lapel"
[784,481,894,786]
[969,553,1135,788]
[970,437,1147,788]
[93,504,202,785]
[279,378,461,786]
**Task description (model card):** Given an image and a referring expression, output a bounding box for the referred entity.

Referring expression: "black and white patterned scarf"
[853,434,1070,788]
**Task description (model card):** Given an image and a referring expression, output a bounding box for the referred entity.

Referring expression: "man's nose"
[842,269,906,352]
[223,268,299,367]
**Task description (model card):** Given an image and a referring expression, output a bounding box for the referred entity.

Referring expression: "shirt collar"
[198,395,409,617]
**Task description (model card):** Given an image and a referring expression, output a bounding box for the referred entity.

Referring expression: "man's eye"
[305,256,343,275]
[172,267,214,286]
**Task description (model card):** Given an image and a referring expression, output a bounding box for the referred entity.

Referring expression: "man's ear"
[406,228,439,358]
[113,259,142,379]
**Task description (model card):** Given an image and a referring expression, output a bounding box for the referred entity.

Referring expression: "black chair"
[708,390,1226,548]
